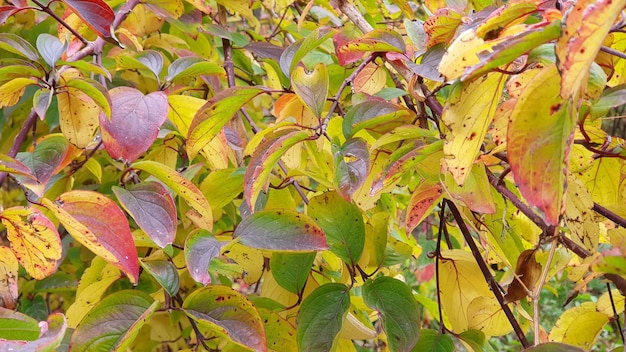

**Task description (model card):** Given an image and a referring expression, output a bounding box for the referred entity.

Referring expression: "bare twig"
[593,203,626,228]
[601,45,626,60]
[32,0,89,45]
[444,199,530,348]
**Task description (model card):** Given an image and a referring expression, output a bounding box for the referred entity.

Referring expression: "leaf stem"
[444,199,530,348]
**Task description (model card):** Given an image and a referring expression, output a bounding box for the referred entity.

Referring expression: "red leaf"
[333,29,364,66]
[100,87,168,163]
[43,191,139,284]
[61,0,114,38]
[184,230,222,285]
[0,6,21,25]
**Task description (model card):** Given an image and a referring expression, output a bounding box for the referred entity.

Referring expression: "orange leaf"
[42,191,139,284]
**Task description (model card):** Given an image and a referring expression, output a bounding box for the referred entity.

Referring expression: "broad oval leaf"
[131,160,213,229]
[36,34,67,67]
[234,209,328,252]
[0,77,38,109]
[548,302,609,349]
[338,28,406,54]
[0,307,40,341]
[343,99,414,138]
[259,308,298,352]
[184,229,222,285]
[244,128,312,208]
[270,252,315,294]
[508,65,574,225]
[140,259,180,296]
[167,56,224,82]
[187,86,265,159]
[15,134,73,196]
[183,285,266,351]
[61,0,114,38]
[0,154,35,179]
[557,0,626,99]
[363,277,420,352]
[65,78,111,119]
[1,207,62,280]
[70,290,159,352]
[42,191,140,284]
[291,63,328,118]
[333,138,369,201]
[0,247,19,310]
[414,329,454,352]
[100,87,168,163]
[296,283,350,352]
[113,182,177,248]
[57,84,100,148]
[0,313,67,351]
[442,72,505,185]
[405,181,443,233]
[0,33,39,61]
[308,191,365,265]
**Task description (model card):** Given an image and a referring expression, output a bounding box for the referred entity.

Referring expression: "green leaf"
[1,313,67,351]
[333,138,369,200]
[16,133,72,196]
[508,65,574,225]
[140,259,180,296]
[132,160,213,230]
[184,229,222,285]
[270,252,315,294]
[296,283,350,352]
[167,56,225,82]
[183,285,266,351]
[70,290,160,352]
[116,50,163,82]
[279,27,335,75]
[363,277,420,352]
[243,128,312,208]
[412,329,454,352]
[0,308,40,341]
[0,33,39,61]
[343,99,414,138]
[36,34,67,67]
[591,83,626,119]
[338,28,406,54]
[234,209,328,252]
[64,78,111,119]
[308,191,365,265]
[187,86,265,159]
[291,62,328,118]
[58,59,111,80]
[203,23,249,47]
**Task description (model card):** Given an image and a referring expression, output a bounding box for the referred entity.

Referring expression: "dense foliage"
[0,0,626,351]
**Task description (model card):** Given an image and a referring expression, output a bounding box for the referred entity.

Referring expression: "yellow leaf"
[0,77,37,108]
[353,63,387,95]
[66,257,121,328]
[339,312,376,340]
[443,73,506,185]
[438,30,504,81]
[564,177,599,252]
[215,0,259,27]
[548,301,609,349]
[439,249,492,332]
[274,94,318,128]
[557,0,626,99]
[1,207,62,280]
[467,296,512,336]
[57,85,100,148]
[597,289,624,316]
[223,242,264,285]
[0,246,18,310]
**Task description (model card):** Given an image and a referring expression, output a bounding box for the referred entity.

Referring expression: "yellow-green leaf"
[57,86,100,148]
[0,77,37,108]
[548,302,609,349]
[557,0,626,99]
[443,72,506,185]
[291,63,328,118]
[0,246,18,310]
[508,65,575,225]
[132,160,213,229]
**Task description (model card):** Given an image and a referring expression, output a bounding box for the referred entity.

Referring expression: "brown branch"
[593,203,626,228]
[444,199,530,348]
[601,45,626,60]
[32,0,89,45]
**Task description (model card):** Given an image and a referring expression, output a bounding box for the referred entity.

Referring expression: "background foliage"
[1,0,626,351]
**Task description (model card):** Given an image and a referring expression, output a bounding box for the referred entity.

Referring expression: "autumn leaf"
[42,191,139,284]
[508,65,575,225]
[503,249,542,304]
[0,246,19,310]
[0,207,62,280]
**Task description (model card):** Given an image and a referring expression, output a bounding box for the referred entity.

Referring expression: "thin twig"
[32,0,89,45]
[445,199,530,348]
[532,235,558,346]
[607,283,625,343]
[0,110,38,185]
[601,45,626,60]
[593,203,626,228]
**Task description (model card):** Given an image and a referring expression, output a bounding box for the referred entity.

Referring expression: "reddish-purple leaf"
[0,6,21,26]
[234,209,328,252]
[42,191,139,284]
[100,87,168,163]
[333,138,369,201]
[333,29,365,66]
[112,182,177,248]
[0,154,35,179]
[61,0,114,38]
[16,134,73,196]
[405,181,443,233]
[184,230,222,285]
[245,42,284,61]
